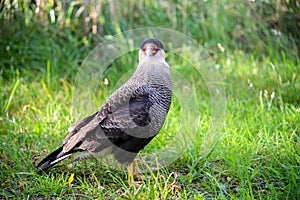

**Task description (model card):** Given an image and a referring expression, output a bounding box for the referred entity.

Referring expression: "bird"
[37,38,172,184]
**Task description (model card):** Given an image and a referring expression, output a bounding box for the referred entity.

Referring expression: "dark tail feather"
[37,146,77,171]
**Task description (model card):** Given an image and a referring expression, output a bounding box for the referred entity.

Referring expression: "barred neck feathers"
[132,61,171,87]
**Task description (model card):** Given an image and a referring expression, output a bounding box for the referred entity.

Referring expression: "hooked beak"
[145,47,153,56]
[143,43,158,56]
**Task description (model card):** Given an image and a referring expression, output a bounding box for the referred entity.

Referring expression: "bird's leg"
[132,159,147,181]
[128,161,142,185]
[127,159,149,185]
[127,162,134,185]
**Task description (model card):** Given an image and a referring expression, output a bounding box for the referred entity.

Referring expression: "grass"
[1,0,300,199]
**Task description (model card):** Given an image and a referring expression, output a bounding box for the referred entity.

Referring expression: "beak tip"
[146,49,152,56]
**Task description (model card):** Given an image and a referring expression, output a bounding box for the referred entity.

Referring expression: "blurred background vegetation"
[0,0,299,79]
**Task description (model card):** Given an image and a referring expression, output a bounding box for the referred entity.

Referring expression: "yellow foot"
[127,160,150,185]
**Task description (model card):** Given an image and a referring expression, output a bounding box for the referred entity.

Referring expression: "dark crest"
[140,38,164,50]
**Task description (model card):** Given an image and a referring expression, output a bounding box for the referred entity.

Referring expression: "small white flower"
[217,43,225,52]
[271,29,282,36]
[103,78,109,85]
[264,90,268,98]
[271,92,275,100]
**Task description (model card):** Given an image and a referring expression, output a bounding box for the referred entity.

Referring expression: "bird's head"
[139,38,165,62]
